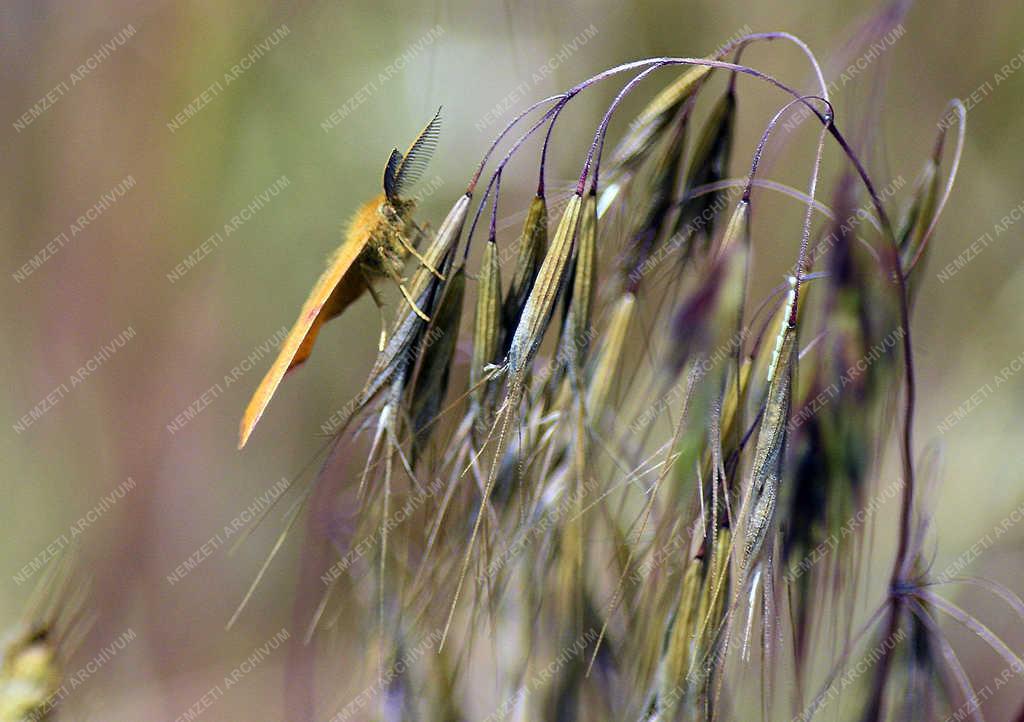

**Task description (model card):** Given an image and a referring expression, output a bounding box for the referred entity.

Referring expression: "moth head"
[380,197,401,222]
[379,195,415,224]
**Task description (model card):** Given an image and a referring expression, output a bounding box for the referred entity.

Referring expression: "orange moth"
[238,109,443,449]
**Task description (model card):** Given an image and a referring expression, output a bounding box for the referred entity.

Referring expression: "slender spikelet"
[502,194,549,355]
[408,266,466,466]
[609,64,712,175]
[1,629,63,721]
[561,190,599,371]
[671,86,737,263]
[662,199,749,385]
[710,197,750,347]
[691,526,731,718]
[655,554,704,719]
[1,555,86,722]
[707,357,751,497]
[742,277,798,568]
[898,156,940,261]
[586,292,636,419]
[507,193,583,383]
[899,147,942,299]
[718,197,749,254]
[471,239,502,416]
[619,101,692,292]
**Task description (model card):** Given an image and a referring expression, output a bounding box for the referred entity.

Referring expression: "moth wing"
[239,236,366,448]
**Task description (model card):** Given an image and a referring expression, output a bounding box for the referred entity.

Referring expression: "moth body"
[239,108,443,448]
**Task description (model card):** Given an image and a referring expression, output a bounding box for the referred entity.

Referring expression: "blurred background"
[1,0,1022,718]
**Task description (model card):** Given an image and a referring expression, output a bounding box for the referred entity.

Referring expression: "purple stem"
[462,102,566,260]
[468,94,565,194]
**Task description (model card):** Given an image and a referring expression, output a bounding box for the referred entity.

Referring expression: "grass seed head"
[898,153,942,297]
[741,287,797,568]
[608,64,712,177]
[470,238,503,421]
[507,193,583,384]
[502,193,549,356]
[672,87,737,257]
[408,266,466,466]
[560,191,599,371]
[585,292,636,419]
[240,36,973,722]
[1,555,86,722]
[619,102,692,292]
